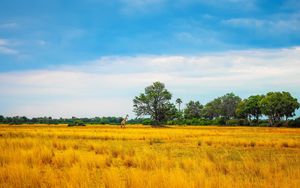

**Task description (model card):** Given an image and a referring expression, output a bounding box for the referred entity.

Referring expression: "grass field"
[0,124,299,188]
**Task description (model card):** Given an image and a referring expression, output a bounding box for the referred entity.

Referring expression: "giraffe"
[120,114,129,128]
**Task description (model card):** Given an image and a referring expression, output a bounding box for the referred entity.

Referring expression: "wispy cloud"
[222,13,300,34]
[119,0,257,14]
[0,46,18,55]
[120,0,167,14]
[0,38,19,55]
[0,47,299,117]
[0,22,18,29]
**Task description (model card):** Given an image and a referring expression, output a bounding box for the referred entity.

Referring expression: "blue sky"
[0,0,300,118]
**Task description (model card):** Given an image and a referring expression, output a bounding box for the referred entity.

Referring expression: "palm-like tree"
[176,98,182,112]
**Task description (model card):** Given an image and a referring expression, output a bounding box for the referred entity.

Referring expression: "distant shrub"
[214,117,226,125]
[287,117,300,127]
[185,119,192,125]
[258,122,269,127]
[226,119,239,126]
[226,119,248,126]
[166,120,176,125]
[257,119,270,126]
[142,119,154,125]
[166,118,230,126]
[68,120,86,127]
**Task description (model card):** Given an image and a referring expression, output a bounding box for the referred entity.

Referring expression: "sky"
[0,0,300,118]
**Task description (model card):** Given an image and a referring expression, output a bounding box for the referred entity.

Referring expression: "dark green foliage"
[287,117,300,127]
[133,82,176,125]
[219,93,242,119]
[226,119,249,126]
[202,98,222,119]
[0,116,122,125]
[202,93,241,120]
[166,118,227,126]
[260,92,300,126]
[0,115,4,123]
[176,98,183,112]
[236,95,264,124]
[184,101,203,119]
[1,116,29,125]
[142,119,155,125]
[68,120,86,127]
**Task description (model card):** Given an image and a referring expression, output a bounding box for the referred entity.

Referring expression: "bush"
[68,120,86,127]
[257,119,270,126]
[214,117,226,125]
[226,119,240,126]
[166,120,175,125]
[142,119,154,125]
[258,122,269,126]
[287,117,300,127]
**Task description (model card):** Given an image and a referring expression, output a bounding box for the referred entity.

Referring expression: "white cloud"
[0,47,300,118]
[0,38,19,55]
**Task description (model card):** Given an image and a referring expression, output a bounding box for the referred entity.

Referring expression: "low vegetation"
[0,124,300,187]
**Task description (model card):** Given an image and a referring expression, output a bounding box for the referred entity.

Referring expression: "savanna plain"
[0,124,299,188]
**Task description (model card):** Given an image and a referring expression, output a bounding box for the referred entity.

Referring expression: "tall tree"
[260,92,299,126]
[236,95,264,123]
[202,98,222,119]
[236,99,250,120]
[219,93,241,119]
[246,95,264,122]
[184,101,203,119]
[133,82,175,125]
[0,115,4,123]
[176,98,183,112]
[202,93,241,120]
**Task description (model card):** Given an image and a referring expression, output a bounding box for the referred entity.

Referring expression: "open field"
[0,124,300,188]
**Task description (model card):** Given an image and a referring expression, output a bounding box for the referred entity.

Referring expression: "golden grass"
[0,124,300,188]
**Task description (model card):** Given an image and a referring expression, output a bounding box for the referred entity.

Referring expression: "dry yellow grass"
[0,124,300,188]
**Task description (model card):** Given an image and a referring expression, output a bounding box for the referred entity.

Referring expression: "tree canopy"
[260,92,299,126]
[184,101,203,119]
[236,95,264,124]
[202,93,241,120]
[133,82,176,125]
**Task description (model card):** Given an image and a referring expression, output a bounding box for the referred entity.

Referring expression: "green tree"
[219,93,241,119]
[184,101,203,119]
[236,95,264,124]
[236,99,250,120]
[176,98,183,112]
[0,115,4,123]
[203,93,241,120]
[133,82,175,125]
[246,95,264,122]
[202,98,222,119]
[260,92,300,126]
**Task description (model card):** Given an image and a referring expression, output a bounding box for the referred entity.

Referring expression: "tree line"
[1,81,299,127]
[0,116,123,125]
[133,82,300,127]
